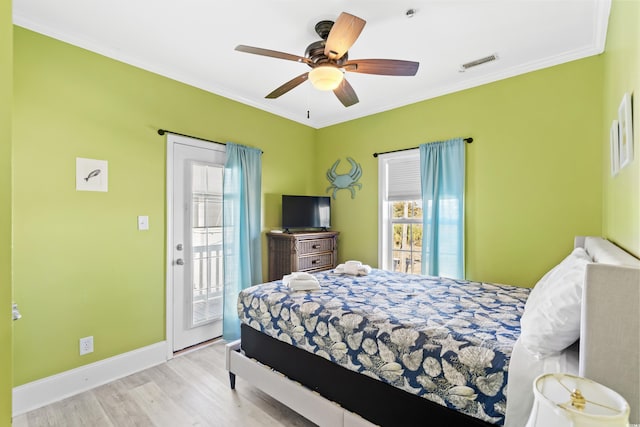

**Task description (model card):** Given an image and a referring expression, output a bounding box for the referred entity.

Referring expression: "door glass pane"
[190,162,223,327]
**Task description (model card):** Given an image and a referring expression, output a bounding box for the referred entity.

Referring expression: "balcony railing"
[191,242,223,325]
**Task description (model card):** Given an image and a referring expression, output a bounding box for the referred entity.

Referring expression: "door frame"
[165,133,226,359]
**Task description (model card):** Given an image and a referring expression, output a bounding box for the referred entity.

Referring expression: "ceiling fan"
[235,12,420,107]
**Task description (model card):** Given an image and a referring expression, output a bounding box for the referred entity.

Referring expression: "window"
[390,200,423,274]
[378,142,465,278]
[378,150,423,274]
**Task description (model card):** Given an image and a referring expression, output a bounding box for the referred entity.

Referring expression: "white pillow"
[524,248,592,314]
[520,248,592,357]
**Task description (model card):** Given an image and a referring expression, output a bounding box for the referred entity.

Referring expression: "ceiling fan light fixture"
[309,65,344,91]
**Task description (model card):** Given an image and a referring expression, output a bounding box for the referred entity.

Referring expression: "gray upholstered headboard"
[575,236,640,423]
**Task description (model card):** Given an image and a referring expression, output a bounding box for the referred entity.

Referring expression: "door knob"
[176,258,184,265]
[12,303,21,321]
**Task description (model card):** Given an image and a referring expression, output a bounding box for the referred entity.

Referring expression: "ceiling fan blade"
[333,78,359,107]
[343,59,420,76]
[235,45,311,64]
[265,73,309,99]
[324,12,366,60]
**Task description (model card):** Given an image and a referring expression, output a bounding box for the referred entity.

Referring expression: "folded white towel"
[292,271,315,280]
[358,265,372,275]
[289,279,320,291]
[282,271,315,281]
[334,262,372,276]
[344,260,361,275]
[283,272,320,291]
[282,271,313,284]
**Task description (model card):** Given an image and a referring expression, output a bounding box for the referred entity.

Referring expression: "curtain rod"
[157,129,264,153]
[157,129,224,145]
[372,137,473,158]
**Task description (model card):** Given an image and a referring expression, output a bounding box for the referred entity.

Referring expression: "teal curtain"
[419,138,465,279]
[222,142,262,341]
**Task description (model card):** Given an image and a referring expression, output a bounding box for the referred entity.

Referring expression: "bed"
[226,236,640,427]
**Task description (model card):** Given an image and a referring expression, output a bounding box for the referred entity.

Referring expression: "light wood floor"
[12,341,317,427]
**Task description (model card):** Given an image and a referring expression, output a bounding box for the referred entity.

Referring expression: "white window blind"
[384,151,421,201]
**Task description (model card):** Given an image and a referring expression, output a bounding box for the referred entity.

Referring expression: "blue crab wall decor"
[326,157,363,199]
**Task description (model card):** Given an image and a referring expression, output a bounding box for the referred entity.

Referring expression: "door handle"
[12,303,21,321]
[176,258,184,266]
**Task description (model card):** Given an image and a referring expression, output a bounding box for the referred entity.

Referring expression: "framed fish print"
[76,157,108,192]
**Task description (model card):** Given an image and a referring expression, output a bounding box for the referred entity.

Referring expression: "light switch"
[138,216,149,231]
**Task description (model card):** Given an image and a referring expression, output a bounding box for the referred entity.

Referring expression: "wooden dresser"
[267,231,339,281]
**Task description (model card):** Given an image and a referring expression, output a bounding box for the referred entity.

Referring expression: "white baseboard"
[13,341,168,416]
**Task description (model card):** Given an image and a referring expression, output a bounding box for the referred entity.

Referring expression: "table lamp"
[526,373,630,427]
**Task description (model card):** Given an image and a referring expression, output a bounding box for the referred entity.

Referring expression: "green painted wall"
[315,57,604,288]
[11,1,636,399]
[12,27,314,386]
[602,0,639,256]
[0,0,12,423]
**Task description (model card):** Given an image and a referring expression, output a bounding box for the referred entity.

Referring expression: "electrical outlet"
[79,336,94,355]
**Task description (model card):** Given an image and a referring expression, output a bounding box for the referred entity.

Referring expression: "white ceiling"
[13,0,610,129]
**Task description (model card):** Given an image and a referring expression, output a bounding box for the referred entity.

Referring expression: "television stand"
[267,231,339,281]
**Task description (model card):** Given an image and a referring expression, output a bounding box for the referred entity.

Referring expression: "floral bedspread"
[237,269,530,425]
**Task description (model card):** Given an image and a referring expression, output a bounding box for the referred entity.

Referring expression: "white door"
[168,135,226,352]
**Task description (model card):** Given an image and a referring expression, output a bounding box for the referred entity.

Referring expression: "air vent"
[460,54,498,72]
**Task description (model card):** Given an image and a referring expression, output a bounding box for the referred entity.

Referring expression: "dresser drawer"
[267,231,339,281]
[298,238,334,255]
[298,253,334,271]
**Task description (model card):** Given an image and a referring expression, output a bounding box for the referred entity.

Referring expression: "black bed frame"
[235,324,496,427]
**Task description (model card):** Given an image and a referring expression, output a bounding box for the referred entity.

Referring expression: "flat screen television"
[282,195,331,231]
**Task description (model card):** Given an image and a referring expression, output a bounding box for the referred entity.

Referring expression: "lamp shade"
[526,373,630,427]
[308,65,343,91]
